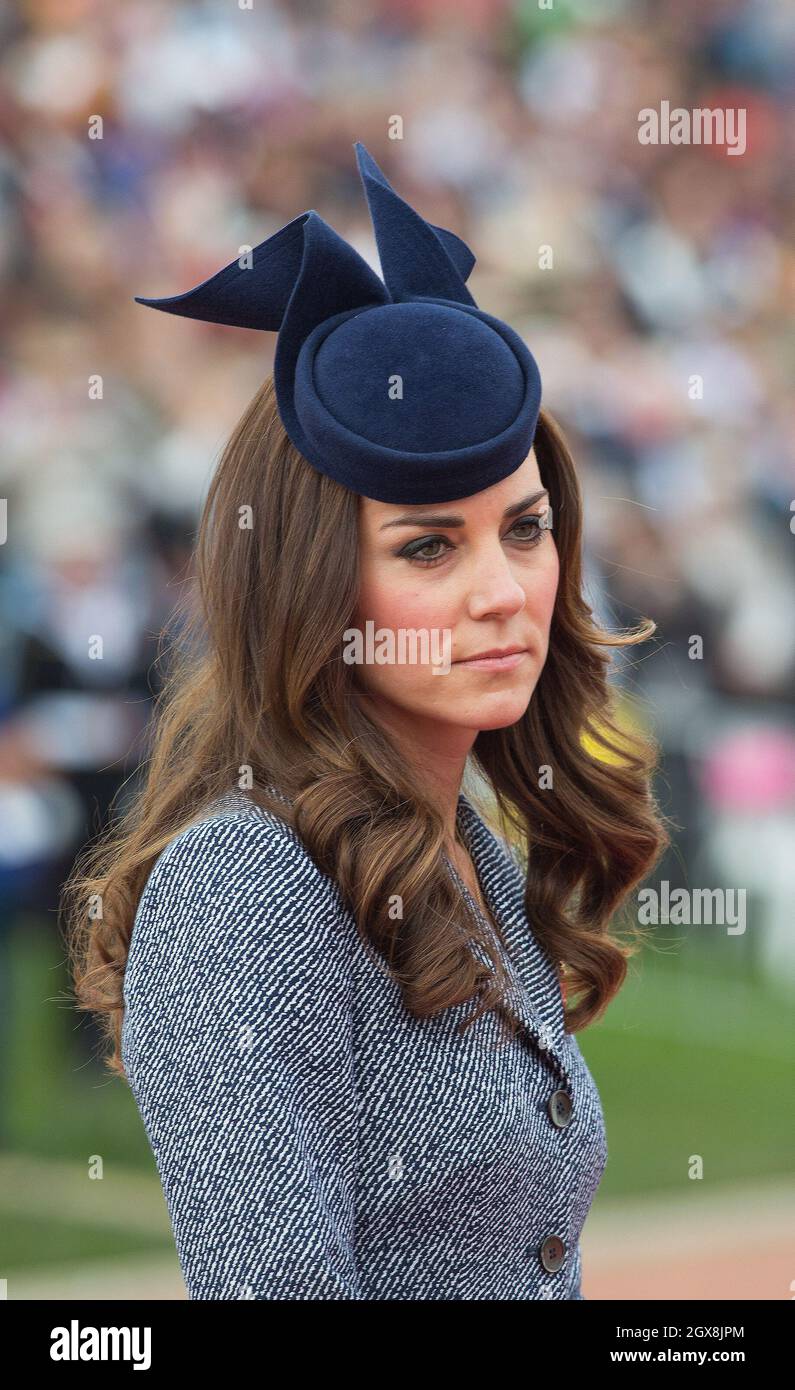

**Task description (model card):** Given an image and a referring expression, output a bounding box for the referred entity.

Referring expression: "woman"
[64,143,668,1300]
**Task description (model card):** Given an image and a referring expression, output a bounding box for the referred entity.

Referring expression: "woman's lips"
[454,649,529,672]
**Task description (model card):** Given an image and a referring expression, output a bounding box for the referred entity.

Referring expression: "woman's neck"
[355,689,476,842]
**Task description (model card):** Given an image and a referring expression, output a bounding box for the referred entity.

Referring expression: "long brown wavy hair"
[62,376,669,1079]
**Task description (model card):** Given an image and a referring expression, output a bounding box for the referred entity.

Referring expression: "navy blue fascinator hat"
[135,142,542,505]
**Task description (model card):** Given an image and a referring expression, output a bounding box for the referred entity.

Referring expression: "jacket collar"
[454,792,572,1087]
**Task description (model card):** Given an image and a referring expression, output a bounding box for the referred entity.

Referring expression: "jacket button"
[548,1089,573,1128]
[539,1234,566,1273]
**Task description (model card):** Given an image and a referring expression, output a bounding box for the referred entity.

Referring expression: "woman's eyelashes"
[395,511,552,568]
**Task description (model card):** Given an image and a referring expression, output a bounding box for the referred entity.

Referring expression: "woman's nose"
[465,548,527,620]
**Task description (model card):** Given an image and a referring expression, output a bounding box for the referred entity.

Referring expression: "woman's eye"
[509,510,551,545]
[398,535,453,566]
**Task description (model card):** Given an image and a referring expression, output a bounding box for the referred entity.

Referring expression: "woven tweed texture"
[122,789,607,1300]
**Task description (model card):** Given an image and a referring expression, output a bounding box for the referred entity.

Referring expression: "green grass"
[1,1211,173,1271]
[4,916,154,1165]
[578,939,794,1194]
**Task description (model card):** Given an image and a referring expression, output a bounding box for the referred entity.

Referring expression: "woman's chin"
[451,689,535,732]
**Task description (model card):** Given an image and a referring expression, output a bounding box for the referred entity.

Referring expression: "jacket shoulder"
[123,793,356,1059]
[133,792,344,927]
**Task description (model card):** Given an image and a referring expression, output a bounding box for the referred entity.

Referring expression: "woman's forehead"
[359,450,543,524]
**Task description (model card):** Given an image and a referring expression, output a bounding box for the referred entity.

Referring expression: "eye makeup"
[394,504,553,568]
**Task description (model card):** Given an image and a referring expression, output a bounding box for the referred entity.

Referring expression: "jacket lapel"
[454,793,572,1087]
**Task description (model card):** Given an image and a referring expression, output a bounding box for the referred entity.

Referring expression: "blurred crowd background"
[1,0,793,1298]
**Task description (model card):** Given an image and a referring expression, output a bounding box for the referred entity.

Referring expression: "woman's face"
[351,449,559,740]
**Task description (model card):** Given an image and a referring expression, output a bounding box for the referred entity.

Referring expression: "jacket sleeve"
[121,812,361,1300]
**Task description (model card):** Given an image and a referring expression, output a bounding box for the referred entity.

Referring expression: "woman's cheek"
[350,577,456,699]
[364,578,454,637]
[531,549,560,628]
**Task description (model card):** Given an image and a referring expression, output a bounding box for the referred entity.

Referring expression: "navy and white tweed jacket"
[121,787,608,1300]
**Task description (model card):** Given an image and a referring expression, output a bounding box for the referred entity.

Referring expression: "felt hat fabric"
[135,141,542,505]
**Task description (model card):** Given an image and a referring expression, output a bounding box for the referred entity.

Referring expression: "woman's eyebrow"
[379,489,549,531]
